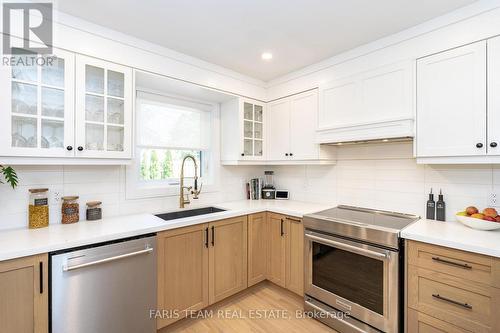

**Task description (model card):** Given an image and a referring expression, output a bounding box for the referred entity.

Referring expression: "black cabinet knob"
[66,146,73,151]
[491,142,498,148]
[77,146,84,151]
[285,153,289,156]
[290,153,293,156]
[476,143,483,148]
[241,153,244,157]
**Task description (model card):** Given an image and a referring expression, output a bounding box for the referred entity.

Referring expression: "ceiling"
[55,0,478,82]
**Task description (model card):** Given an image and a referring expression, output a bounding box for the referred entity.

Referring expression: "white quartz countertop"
[0,200,332,261]
[401,218,500,258]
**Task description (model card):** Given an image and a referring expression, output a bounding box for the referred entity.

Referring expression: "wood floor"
[159,281,337,333]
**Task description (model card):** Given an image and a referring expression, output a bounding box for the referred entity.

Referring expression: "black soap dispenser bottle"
[436,189,446,221]
[426,188,435,220]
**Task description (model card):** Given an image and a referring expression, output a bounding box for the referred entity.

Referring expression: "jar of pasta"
[61,196,79,224]
[29,188,49,229]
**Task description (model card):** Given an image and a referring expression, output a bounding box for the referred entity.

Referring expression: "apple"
[465,206,479,215]
[483,216,496,222]
[495,216,500,223]
[471,213,485,219]
[483,208,498,218]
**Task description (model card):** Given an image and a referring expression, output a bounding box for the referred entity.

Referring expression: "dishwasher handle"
[62,247,153,272]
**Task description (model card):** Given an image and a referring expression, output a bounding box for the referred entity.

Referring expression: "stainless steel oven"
[303,206,419,333]
[305,230,398,332]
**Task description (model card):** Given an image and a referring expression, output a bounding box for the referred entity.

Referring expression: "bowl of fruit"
[455,206,500,231]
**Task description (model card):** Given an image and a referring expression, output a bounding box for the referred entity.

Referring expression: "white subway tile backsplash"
[267,143,498,221]
[1,143,497,230]
[0,165,251,230]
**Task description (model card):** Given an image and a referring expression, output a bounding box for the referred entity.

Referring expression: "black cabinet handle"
[491,142,498,148]
[432,294,472,309]
[476,143,483,148]
[241,153,244,156]
[77,146,84,151]
[39,261,43,294]
[205,227,209,248]
[66,146,73,151]
[211,226,215,246]
[280,219,284,236]
[290,153,293,156]
[285,153,289,156]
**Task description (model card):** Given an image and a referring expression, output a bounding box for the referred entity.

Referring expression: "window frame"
[125,90,219,200]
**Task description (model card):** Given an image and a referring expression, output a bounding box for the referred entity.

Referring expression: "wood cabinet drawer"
[408,265,500,332]
[407,240,500,288]
[407,308,471,333]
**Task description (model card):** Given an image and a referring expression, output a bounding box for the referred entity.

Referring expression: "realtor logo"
[3,2,53,54]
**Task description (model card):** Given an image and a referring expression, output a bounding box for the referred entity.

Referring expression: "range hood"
[316,118,414,145]
[324,136,413,146]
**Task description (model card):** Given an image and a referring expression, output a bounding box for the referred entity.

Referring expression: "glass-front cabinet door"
[241,99,265,160]
[0,48,75,157]
[75,55,132,159]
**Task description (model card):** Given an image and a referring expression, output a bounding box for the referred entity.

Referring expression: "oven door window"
[312,241,384,315]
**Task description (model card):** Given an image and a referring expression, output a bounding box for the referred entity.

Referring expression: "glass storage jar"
[61,196,79,224]
[86,201,102,221]
[28,188,49,229]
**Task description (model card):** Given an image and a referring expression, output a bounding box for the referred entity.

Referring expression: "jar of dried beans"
[28,188,49,229]
[61,196,79,224]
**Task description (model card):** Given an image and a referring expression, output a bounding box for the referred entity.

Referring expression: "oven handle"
[305,232,389,260]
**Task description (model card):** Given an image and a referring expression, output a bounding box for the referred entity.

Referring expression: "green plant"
[0,165,18,189]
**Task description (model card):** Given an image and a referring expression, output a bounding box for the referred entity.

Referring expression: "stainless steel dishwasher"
[50,234,157,333]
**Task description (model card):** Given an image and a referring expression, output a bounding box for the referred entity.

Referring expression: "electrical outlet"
[489,192,498,207]
[52,191,61,204]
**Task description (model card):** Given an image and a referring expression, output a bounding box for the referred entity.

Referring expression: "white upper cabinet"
[75,55,133,159]
[416,41,487,160]
[0,48,75,158]
[488,36,500,156]
[317,61,413,143]
[221,98,267,164]
[290,90,320,160]
[221,90,334,164]
[267,90,335,163]
[267,98,290,160]
[318,77,358,129]
[0,50,133,163]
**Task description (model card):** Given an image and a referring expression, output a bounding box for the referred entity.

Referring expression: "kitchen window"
[126,91,213,199]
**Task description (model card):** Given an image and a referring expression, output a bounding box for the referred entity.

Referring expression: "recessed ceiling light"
[261,52,273,60]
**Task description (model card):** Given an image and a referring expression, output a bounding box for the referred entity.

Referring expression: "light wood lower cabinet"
[285,216,304,296]
[157,223,209,329]
[407,240,500,333]
[157,213,304,329]
[248,212,268,286]
[408,308,470,333]
[267,213,286,287]
[265,213,304,296]
[157,216,248,329]
[0,253,48,333]
[209,216,248,304]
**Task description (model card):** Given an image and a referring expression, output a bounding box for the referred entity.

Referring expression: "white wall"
[270,143,495,221]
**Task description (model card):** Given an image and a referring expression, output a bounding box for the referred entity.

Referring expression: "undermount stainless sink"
[155,207,226,221]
